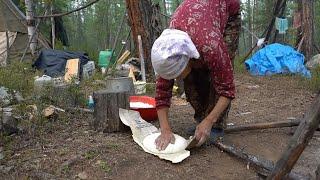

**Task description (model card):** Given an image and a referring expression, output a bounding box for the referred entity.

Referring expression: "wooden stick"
[215,141,309,179]
[5,30,10,65]
[117,50,131,65]
[35,0,100,18]
[267,94,320,179]
[138,35,146,82]
[225,120,320,133]
[225,119,300,133]
[215,141,272,176]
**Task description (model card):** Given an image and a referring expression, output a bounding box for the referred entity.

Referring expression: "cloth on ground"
[32,49,90,78]
[245,43,311,78]
[119,108,193,163]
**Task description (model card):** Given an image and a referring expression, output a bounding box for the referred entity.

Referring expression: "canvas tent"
[0,0,50,66]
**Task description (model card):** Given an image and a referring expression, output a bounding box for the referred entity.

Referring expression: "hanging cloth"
[275,17,288,34]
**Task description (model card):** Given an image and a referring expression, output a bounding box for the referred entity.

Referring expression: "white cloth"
[151,29,200,80]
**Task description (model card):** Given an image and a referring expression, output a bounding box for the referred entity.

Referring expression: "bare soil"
[1,72,319,180]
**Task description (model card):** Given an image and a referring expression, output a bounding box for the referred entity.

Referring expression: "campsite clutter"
[0,0,320,179]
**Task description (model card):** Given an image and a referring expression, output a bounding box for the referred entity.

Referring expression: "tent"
[0,0,50,66]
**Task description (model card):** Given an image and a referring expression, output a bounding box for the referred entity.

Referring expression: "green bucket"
[98,49,116,68]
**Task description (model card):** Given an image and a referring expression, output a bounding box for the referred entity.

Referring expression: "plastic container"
[98,49,116,68]
[106,77,135,94]
[134,81,146,94]
[82,61,95,79]
[129,96,158,121]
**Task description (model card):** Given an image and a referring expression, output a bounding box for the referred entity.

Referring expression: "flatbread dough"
[142,133,188,154]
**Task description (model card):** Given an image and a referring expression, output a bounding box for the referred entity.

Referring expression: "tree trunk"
[24,0,37,55]
[247,0,253,49]
[301,0,314,62]
[162,0,168,27]
[295,0,302,47]
[125,0,162,82]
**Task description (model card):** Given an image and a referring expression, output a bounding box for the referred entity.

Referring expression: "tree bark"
[301,0,314,62]
[24,0,37,55]
[125,0,162,82]
[267,94,320,179]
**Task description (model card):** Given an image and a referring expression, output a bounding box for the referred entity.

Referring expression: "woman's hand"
[155,129,175,151]
[195,118,215,146]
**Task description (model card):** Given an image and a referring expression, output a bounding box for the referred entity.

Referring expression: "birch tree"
[24,0,37,55]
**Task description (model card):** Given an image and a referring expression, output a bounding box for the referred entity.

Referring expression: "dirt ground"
[1,72,319,180]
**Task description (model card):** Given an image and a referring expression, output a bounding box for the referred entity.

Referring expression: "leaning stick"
[267,94,320,179]
[215,141,309,180]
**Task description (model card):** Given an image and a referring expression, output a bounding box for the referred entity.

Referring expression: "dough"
[142,133,188,154]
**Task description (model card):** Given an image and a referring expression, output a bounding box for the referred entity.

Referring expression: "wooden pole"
[225,120,320,133]
[51,4,55,49]
[138,35,146,82]
[5,30,10,65]
[267,94,320,179]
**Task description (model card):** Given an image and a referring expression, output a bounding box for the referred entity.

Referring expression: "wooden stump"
[93,90,130,133]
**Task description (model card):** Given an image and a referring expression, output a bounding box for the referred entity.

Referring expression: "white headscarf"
[151,29,200,80]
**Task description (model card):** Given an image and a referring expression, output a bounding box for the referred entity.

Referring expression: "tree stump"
[93,90,130,133]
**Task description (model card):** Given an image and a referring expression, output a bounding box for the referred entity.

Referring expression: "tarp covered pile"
[245,43,311,78]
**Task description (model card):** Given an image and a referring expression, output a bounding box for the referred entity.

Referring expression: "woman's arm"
[195,96,231,146]
[155,107,175,150]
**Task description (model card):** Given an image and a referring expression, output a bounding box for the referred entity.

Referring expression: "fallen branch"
[35,0,100,18]
[267,94,320,179]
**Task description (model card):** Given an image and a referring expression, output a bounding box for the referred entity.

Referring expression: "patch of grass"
[298,66,320,92]
[84,150,97,160]
[233,56,247,74]
[108,143,119,150]
[99,161,111,173]
[0,61,38,97]
[61,165,70,174]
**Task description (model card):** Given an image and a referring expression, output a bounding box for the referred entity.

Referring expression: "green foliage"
[99,161,111,173]
[306,66,320,92]
[0,62,37,97]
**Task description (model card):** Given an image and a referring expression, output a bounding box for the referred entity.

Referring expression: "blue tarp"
[245,43,311,78]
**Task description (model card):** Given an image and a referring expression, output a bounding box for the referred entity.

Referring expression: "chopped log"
[267,94,320,180]
[93,90,130,133]
[215,141,309,180]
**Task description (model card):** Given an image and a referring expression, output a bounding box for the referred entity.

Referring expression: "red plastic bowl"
[129,96,158,121]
